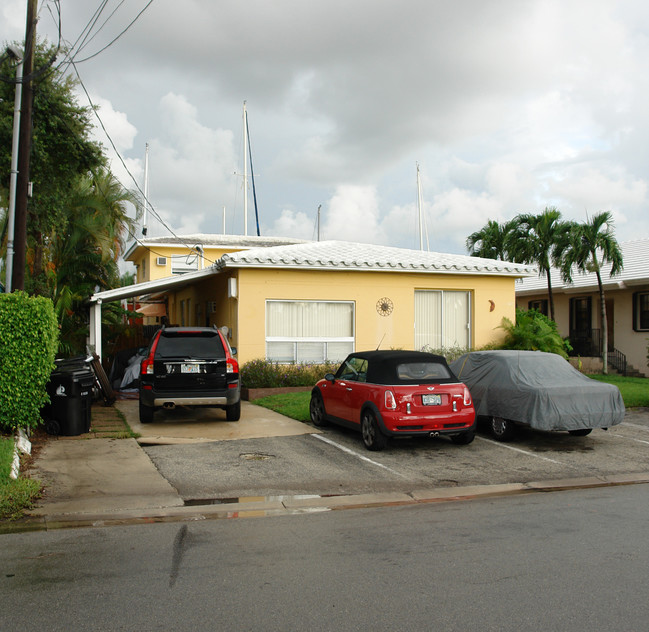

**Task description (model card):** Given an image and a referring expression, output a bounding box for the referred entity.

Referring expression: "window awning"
[136,303,167,317]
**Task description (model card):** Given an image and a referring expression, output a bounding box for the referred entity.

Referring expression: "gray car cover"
[450,350,625,431]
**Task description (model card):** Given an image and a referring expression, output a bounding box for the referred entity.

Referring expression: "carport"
[88,266,221,361]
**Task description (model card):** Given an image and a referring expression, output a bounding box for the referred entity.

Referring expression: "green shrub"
[240,359,339,388]
[0,292,59,432]
[419,345,472,363]
[498,308,572,358]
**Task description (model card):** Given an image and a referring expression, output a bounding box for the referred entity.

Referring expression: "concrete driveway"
[116,398,318,445]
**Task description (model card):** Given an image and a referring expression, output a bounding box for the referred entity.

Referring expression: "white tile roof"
[136,234,307,248]
[217,240,536,276]
[124,234,307,259]
[516,238,649,295]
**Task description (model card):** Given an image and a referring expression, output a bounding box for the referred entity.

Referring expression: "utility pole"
[12,0,37,292]
[4,46,23,293]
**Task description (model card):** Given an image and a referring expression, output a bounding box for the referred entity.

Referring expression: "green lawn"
[588,374,649,408]
[253,374,649,423]
[0,436,41,521]
[253,391,312,422]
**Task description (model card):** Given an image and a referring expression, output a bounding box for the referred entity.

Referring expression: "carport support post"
[89,299,102,360]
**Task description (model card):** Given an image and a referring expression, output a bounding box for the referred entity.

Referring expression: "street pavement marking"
[312,434,408,478]
[610,433,649,446]
[621,422,649,432]
[475,435,570,466]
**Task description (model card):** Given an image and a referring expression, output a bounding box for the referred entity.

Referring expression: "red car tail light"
[219,329,239,375]
[384,389,397,410]
[463,386,472,406]
[140,333,161,375]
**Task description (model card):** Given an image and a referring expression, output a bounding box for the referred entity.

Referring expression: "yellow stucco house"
[90,236,536,366]
[124,234,306,284]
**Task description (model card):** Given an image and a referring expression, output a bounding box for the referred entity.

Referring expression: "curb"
[5,472,649,534]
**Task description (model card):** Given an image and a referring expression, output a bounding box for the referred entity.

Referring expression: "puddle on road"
[183,494,337,507]
[239,452,276,461]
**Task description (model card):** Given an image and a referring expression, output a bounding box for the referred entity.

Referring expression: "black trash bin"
[44,357,95,436]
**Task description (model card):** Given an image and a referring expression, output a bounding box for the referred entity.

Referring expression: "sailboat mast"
[243,101,248,236]
[417,162,423,250]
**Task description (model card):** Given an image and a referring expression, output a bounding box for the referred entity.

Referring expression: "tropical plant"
[0,42,106,294]
[466,219,519,260]
[557,212,623,374]
[498,308,572,358]
[508,207,571,322]
[47,169,138,355]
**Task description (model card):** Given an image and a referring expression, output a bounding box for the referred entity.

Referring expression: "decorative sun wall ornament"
[376,297,394,316]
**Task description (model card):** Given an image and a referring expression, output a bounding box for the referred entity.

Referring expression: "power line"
[73,0,155,64]
[70,61,218,266]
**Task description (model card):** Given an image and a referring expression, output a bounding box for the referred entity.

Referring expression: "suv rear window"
[156,331,226,360]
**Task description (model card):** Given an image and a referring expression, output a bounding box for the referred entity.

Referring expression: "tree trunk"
[596,269,608,375]
[546,268,555,322]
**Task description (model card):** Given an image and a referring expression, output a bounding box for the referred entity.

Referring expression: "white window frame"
[265,300,355,363]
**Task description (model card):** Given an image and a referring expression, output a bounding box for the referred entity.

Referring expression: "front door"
[569,297,592,355]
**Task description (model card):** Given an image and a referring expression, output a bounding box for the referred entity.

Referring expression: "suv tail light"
[140,333,161,376]
[219,330,239,375]
[384,390,397,410]
[463,386,472,406]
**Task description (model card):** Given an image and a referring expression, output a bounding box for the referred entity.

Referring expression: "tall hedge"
[0,292,59,432]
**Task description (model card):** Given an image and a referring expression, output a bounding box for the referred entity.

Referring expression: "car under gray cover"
[450,350,625,433]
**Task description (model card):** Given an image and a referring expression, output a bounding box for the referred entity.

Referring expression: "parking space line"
[312,434,408,478]
[475,436,570,466]
[621,422,649,432]
[610,433,649,446]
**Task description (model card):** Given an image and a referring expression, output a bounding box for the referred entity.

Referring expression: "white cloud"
[3,0,648,252]
[322,186,386,244]
[2,1,25,32]
[267,209,314,241]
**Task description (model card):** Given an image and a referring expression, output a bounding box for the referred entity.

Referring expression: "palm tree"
[48,168,139,354]
[558,211,623,374]
[508,207,571,322]
[466,219,518,260]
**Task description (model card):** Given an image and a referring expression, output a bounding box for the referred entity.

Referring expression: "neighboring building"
[91,238,536,365]
[515,238,649,376]
[124,234,307,283]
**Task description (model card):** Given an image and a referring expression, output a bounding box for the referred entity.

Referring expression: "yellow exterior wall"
[130,245,245,282]
[143,263,519,365]
[162,272,240,347]
[233,268,517,364]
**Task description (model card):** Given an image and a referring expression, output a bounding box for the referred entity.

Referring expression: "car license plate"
[422,394,442,406]
[181,363,200,374]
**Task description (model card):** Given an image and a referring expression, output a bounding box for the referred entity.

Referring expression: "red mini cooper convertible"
[310,350,476,451]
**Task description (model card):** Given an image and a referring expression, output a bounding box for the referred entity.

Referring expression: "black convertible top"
[338,350,459,385]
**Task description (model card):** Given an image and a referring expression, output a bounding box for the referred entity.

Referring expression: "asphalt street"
[142,406,649,501]
[3,484,649,631]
